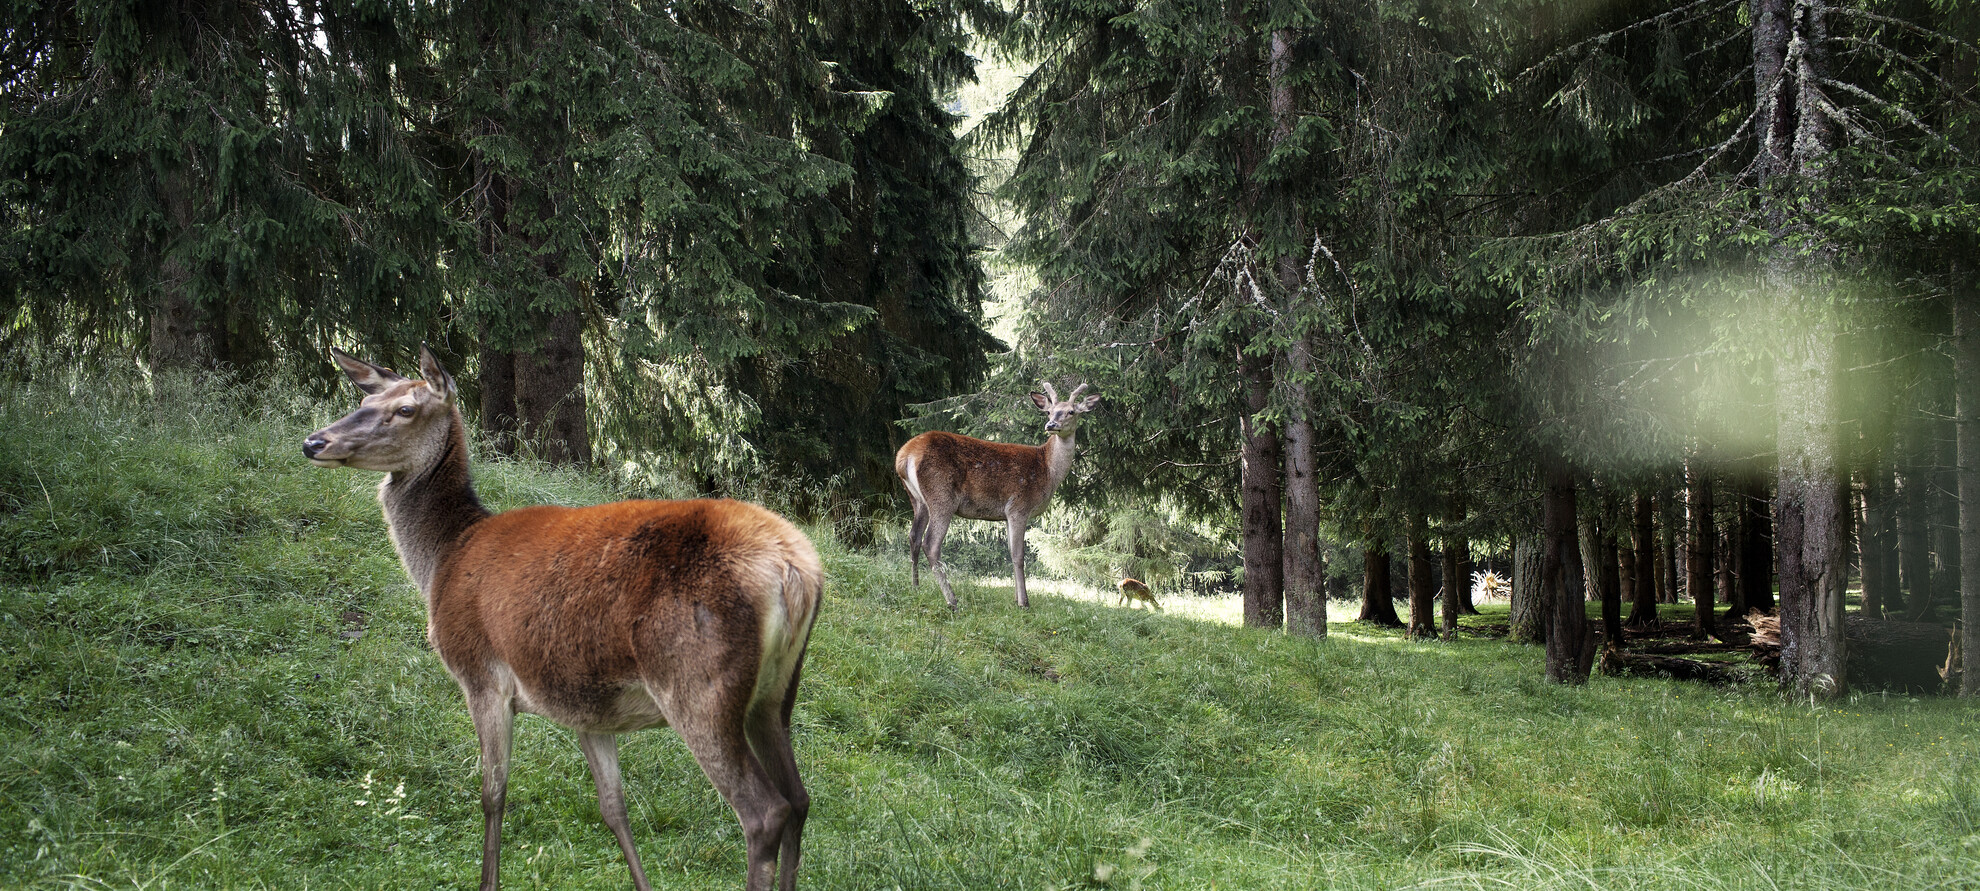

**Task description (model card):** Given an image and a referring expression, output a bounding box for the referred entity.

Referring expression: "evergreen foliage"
[1,0,1000,505]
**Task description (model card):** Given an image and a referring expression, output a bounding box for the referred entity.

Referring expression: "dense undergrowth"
[1,371,1976,889]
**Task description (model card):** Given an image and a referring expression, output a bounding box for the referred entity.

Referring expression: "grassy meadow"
[1,372,1976,890]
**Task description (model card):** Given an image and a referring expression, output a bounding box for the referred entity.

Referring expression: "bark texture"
[1359,543,1403,627]
[1859,464,1893,619]
[1739,474,1777,615]
[1956,292,1980,696]
[1510,536,1545,643]
[1442,541,1461,640]
[513,306,590,465]
[1627,492,1659,627]
[1687,459,1718,639]
[1407,518,1435,639]
[1239,346,1284,629]
[1774,315,1849,696]
[1544,464,1593,683]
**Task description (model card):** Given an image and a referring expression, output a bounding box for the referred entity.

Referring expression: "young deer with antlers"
[303,346,821,891]
[895,381,1101,608]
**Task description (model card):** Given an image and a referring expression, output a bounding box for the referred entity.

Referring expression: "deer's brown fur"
[305,346,820,891]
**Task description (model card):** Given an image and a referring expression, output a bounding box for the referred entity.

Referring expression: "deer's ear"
[418,343,458,404]
[1075,394,1101,412]
[1030,392,1051,411]
[330,348,405,395]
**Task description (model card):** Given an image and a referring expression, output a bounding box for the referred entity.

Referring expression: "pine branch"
[1828,6,1980,60]
[1517,0,1742,84]
[1819,75,1958,153]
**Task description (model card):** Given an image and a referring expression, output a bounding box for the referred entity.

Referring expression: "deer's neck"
[1042,428,1079,489]
[379,410,491,599]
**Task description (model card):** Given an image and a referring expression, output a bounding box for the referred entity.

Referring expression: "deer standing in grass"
[895,381,1100,608]
[303,346,821,891]
[1117,577,1160,610]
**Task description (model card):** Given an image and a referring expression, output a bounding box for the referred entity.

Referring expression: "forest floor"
[1,374,1976,890]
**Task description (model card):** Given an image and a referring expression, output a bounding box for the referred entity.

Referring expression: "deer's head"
[1031,381,1101,436]
[304,345,460,473]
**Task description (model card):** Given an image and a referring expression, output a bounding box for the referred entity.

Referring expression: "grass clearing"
[1,372,1975,889]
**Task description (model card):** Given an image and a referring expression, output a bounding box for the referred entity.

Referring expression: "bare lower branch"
[1829,6,1980,60]
[1820,76,1958,152]
[1518,0,1740,82]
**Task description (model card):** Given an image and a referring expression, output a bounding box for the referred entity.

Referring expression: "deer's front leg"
[580,732,655,891]
[468,692,516,891]
[1007,513,1030,608]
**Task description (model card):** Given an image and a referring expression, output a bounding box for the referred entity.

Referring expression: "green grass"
[1,371,1976,890]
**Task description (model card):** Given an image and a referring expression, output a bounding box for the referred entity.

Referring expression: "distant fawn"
[304,346,820,891]
[1117,577,1160,610]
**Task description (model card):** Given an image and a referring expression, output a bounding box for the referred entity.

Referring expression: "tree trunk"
[1544,463,1593,683]
[1578,501,1603,606]
[1687,458,1718,639]
[1239,346,1284,629]
[1897,438,1935,618]
[479,342,520,456]
[1407,515,1435,639]
[1444,506,1472,633]
[1510,535,1545,643]
[1281,378,1323,637]
[1860,462,1895,620]
[1618,526,1636,616]
[1269,26,1321,638]
[1456,540,1480,615]
[1739,472,1777,615]
[1627,491,1658,627]
[1955,291,1980,696]
[1718,518,1740,621]
[1753,0,1848,698]
[1661,492,1681,605]
[1773,302,1850,697]
[1933,424,1962,615]
[1600,518,1624,647]
[513,305,590,465]
[147,165,220,374]
[1358,540,1403,627]
[1947,8,1980,696]
[1442,540,1461,640]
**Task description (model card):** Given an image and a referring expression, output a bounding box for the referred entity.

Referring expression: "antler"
[1039,380,1060,404]
[1065,383,1088,403]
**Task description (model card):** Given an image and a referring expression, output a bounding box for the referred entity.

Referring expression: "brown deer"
[1117,577,1160,610]
[894,381,1100,608]
[303,346,821,891]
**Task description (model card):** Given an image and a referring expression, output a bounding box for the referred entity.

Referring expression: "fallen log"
[1746,611,1954,694]
[1599,644,1748,685]
[1629,640,1750,656]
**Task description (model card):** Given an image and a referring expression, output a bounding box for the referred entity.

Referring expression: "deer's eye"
[396,405,416,418]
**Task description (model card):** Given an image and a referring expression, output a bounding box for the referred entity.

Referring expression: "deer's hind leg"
[647,653,794,891]
[923,511,958,608]
[745,647,810,891]
[908,499,927,586]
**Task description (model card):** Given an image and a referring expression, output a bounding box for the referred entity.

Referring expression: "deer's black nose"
[303,437,328,459]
